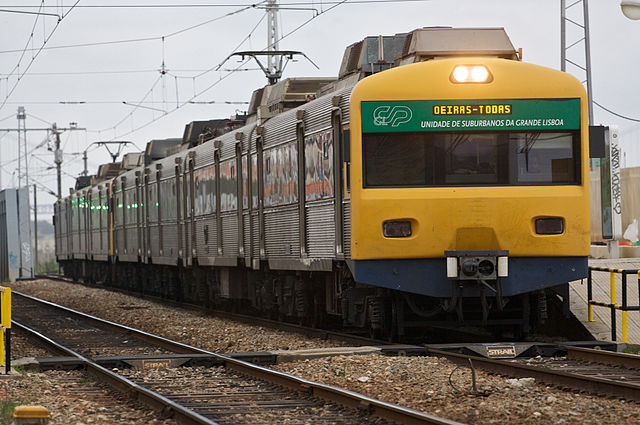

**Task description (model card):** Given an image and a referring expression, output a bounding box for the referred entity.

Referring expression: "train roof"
[68,26,520,201]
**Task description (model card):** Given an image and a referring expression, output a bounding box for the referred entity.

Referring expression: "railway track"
[37,273,388,347]
[13,291,460,425]
[428,346,640,402]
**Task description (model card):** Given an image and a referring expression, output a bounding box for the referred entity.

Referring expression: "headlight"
[535,217,564,235]
[450,65,493,83]
[383,221,412,238]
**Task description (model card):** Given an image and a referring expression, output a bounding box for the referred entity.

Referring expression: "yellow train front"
[348,57,590,333]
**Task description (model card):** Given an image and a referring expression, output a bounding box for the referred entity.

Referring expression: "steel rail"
[15,290,462,425]
[12,320,219,425]
[219,356,462,425]
[36,273,387,346]
[566,346,640,369]
[13,291,211,355]
[428,348,640,402]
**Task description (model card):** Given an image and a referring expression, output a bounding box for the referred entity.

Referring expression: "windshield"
[363,131,580,187]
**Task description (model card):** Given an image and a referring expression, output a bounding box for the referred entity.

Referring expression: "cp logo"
[372,105,413,127]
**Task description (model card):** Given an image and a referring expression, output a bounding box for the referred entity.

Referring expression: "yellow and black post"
[0,287,10,373]
[587,267,640,343]
[587,268,593,322]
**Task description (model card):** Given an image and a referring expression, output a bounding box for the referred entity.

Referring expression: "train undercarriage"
[59,259,571,341]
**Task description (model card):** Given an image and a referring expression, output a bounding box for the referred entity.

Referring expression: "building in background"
[0,188,33,281]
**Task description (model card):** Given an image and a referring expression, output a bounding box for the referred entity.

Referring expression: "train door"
[63,199,73,255]
[121,177,128,255]
[88,190,94,258]
[156,165,163,257]
[214,148,222,256]
[135,172,142,258]
[144,169,151,259]
[236,141,244,258]
[98,188,103,255]
[175,158,183,263]
[332,107,345,258]
[188,153,196,262]
[257,134,265,259]
[296,120,307,257]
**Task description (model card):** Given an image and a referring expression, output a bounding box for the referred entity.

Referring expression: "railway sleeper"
[59,259,571,341]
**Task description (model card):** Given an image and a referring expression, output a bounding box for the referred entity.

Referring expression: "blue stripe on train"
[348,257,588,297]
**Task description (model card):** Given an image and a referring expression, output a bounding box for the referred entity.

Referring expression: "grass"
[36,257,59,274]
[11,366,39,374]
[0,400,20,425]
[623,344,640,354]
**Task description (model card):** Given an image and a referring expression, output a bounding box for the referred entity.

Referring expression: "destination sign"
[432,104,512,116]
[362,98,580,133]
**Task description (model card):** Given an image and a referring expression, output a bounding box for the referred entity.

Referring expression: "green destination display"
[361,98,580,133]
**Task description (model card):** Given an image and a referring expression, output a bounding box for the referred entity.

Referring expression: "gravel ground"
[11,329,54,359]
[1,369,176,425]
[10,279,347,353]
[120,366,391,425]
[273,354,640,425]
[8,278,640,424]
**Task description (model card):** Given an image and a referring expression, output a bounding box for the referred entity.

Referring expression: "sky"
[0,0,639,217]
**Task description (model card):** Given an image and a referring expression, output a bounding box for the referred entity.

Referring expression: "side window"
[264,143,298,207]
[242,155,249,209]
[304,129,334,201]
[220,160,237,212]
[193,165,216,216]
[251,155,258,208]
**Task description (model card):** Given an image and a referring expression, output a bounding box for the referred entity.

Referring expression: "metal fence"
[588,267,640,342]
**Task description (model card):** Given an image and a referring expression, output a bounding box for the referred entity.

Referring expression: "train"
[54,27,590,339]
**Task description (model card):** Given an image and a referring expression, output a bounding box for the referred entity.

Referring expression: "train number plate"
[485,345,517,359]
[125,358,190,370]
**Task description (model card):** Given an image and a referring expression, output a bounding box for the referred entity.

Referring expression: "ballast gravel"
[10,279,349,353]
[8,278,640,424]
[273,354,640,424]
[1,369,175,425]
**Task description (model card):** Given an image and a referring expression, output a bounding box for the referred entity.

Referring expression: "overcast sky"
[1,0,639,214]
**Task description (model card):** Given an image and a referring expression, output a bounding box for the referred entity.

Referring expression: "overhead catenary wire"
[0,1,82,112]
[0,69,213,76]
[594,100,640,123]
[99,0,349,141]
[0,1,432,9]
[0,2,265,55]
[1,100,250,105]
[88,11,266,136]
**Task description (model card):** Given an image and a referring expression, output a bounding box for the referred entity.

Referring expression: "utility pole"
[266,0,281,78]
[33,184,38,274]
[53,123,63,199]
[216,0,318,86]
[16,107,25,187]
[0,121,83,199]
[560,0,594,124]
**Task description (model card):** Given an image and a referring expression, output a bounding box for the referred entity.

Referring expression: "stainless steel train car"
[55,28,590,338]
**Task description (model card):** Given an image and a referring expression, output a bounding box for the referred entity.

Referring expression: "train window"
[264,143,298,207]
[148,184,158,222]
[251,155,258,208]
[514,133,576,184]
[363,131,579,187]
[220,160,238,212]
[304,130,334,201]
[242,156,249,209]
[193,165,216,216]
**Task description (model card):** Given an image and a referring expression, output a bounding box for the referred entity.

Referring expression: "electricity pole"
[266,0,281,78]
[33,184,38,274]
[560,0,594,124]
[52,124,63,199]
[0,121,83,199]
